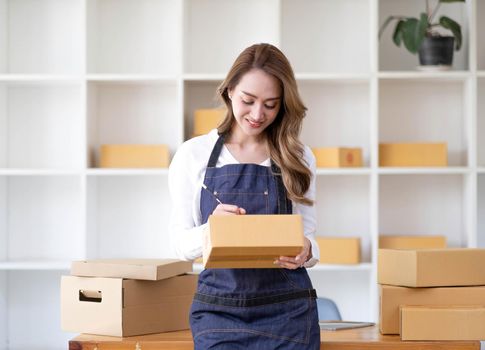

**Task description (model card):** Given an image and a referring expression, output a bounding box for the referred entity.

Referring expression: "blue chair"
[316,297,342,321]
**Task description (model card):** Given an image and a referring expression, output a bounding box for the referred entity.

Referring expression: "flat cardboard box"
[100,144,170,168]
[61,273,197,337]
[379,284,485,334]
[378,248,485,287]
[193,109,225,136]
[311,147,363,168]
[400,305,485,340]
[316,237,361,264]
[203,214,304,268]
[71,259,193,281]
[379,235,447,249]
[379,143,447,167]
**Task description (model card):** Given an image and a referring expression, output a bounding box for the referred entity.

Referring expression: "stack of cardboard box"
[61,259,197,337]
[378,248,485,340]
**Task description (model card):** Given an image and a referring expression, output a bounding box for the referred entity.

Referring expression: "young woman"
[168,43,320,349]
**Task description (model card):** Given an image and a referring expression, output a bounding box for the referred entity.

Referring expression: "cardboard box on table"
[400,305,485,340]
[311,147,363,168]
[379,284,485,334]
[379,142,447,167]
[100,144,170,168]
[203,214,304,268]
[62,259,196,337]
[316,237,361,264]
[378,248,485,287]
[193,109,226,137]
[379,235,447,249]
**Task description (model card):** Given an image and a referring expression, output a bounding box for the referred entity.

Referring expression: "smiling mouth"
[247,119,263,128]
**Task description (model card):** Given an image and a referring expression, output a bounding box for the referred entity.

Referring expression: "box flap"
[71,259,192,281]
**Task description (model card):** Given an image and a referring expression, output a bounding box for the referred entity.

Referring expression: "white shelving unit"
[0,0,483,348]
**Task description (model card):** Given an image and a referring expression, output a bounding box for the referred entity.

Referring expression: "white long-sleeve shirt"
[168,129,320,267]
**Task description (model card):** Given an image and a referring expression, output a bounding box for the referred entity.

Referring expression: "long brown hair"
[217,43,313,205]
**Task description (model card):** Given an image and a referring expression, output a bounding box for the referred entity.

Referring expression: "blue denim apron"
[190,134,320,349]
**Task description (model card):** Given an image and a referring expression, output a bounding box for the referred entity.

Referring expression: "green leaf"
[392,20,405,46]
[440,16,462,50]
[400,14,427,54]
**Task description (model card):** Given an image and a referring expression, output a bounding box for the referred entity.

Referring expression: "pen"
[201,183,223,205]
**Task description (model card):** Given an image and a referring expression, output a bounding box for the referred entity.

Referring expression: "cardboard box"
[378,248,485,287]
[379,235,447,249]
[61,273,197,337]
[311,147,363,168]
[400,305,485,340]
[203,214,304,268]
[100,144,170,168]
[380,284,485,334]
[71,259,193,281]
[193,109,225,136]
[379,143,447,167]
[316,237,361,264]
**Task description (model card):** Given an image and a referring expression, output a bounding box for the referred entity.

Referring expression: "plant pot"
[418,36,455,67]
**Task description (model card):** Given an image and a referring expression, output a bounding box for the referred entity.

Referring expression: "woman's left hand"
[274,237,312,269]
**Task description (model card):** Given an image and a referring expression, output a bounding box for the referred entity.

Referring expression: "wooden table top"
[69,325,481,350]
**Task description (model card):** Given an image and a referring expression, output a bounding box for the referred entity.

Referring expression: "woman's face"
[229,68,282,138]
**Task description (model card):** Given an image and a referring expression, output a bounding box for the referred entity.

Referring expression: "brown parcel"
[193,109,225,136]
[379,235,447,249]
[316,237,360,264]
[379,142,447,167]
[400,305,485,341]
[61,274,197,337]
[71,259,192,281]
[311,147,363,168]
[100,144,170,168]
[379,284,485,334]
[203,214,304,268]
[378,248,485,287]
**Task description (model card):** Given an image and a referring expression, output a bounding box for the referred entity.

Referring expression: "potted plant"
[379,0,465,69]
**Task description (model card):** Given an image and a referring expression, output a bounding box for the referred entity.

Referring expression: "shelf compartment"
[315,175,371,263]
[86,176,173,259]
[379,79,468,167]
[0,82,84,169]
[0,0,83,74]
[378,0,469,72]
[379,174,466,248]
[87,81,181,168]
[0,271,6,349]
[0,176,84,263]
[87,0,182,74]
[184,80,223,140]
[478,0,485,71]
[2,271,75,349]
[478,78,485,167]
[184,0,279,74]
[299,81,371,167]
[281,0,371,74]
[307,269,373,322]
[478,175,485,248]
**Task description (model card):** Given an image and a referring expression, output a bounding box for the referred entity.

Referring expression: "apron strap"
[271,160,293,215]
[207,134,225,168]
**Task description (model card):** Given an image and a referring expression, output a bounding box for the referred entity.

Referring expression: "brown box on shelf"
[71,259,193,281]
[378,248,485,287]
[316,237,361,264]
[379,235,447,249]
[193,109,226,136]
[61,273,197,337]
[400,305,485,340]
[311,147,363,168]
[380,284,485,334]
[99,144,170,168]
[203,214,304,268]
[379,142,447,167]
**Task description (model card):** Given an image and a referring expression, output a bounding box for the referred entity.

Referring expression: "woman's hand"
[274,237,312,269]
[212,203,246,215]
